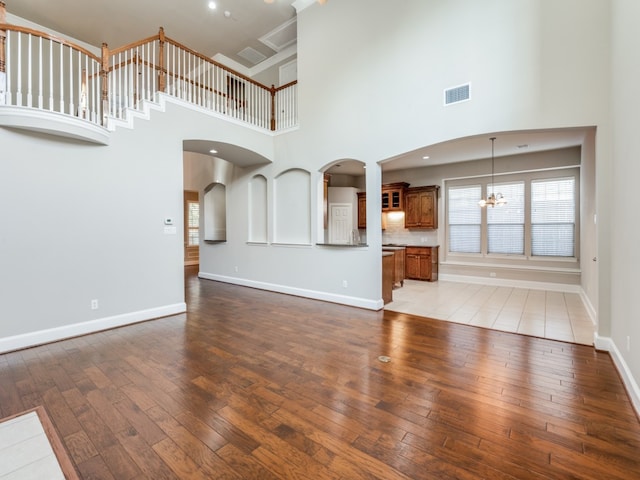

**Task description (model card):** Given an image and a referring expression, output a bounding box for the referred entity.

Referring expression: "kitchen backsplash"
[381,212,439,245]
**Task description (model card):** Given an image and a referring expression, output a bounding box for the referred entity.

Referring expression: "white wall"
[0,100,274,351]
[607,0,640,401]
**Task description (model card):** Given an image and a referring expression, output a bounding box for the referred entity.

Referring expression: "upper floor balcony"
[0,11,298,144]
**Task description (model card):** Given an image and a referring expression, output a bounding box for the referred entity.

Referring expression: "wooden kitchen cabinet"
[404,185,439,229]
[382,248,405,288]
[357,192,387,230]
[357,192,367,229]
[381,182,409,212]
[405,246,439,281]
[382,253,394,304]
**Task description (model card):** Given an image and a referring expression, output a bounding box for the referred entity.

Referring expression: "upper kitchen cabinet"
[357,192,367,229]
[357,192,387,230]
[405,185,439,229]
[381,182,409,212]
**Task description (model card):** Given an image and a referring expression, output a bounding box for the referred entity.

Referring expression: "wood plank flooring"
[0,266,639,479]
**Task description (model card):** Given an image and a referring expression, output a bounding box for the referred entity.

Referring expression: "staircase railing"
[0,11,297,132]
[0,23,103,125]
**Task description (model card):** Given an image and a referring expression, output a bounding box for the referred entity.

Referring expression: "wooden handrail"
[275,80,298,93]
[109,33,161,56]
[0,23,101,63]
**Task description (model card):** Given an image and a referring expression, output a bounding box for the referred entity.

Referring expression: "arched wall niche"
[274,168,311,245]
[203,182,227,242]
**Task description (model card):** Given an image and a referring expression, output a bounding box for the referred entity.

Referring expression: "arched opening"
[321,159,366,245]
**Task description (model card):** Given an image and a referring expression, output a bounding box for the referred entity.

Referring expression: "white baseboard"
[594,334,640,417]
[579,289,597,326]
[198,272,383,311]
[0,303,187,354]
[439,273,583,293]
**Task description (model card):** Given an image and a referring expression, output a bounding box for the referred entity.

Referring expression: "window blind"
[187,201,200,247]
[531,177,575,257]
[487,181,524,255]
[448,185,481,253]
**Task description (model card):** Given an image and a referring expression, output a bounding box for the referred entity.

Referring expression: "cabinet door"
[419,190,435,229]
[419,252,431,280]
[357,193,366,229]
[405,254,420,279]
[404,192,420,227]
[381,191,390,211]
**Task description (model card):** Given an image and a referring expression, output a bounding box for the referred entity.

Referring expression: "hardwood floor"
[0,266,639,479]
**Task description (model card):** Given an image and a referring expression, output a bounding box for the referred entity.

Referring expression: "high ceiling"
[4,0,299,69]
[4,1,592,173]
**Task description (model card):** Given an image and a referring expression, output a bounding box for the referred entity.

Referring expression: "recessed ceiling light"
[423,156,430,160]
[209,149,217,154]
[208,1,216,10]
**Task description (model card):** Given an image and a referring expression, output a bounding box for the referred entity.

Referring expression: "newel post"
[100,42,109,125]
[158,27,166,93]
[0,1,7,106]
[270,84,276,131]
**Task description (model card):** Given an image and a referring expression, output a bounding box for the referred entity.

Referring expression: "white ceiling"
[4,0,299,68]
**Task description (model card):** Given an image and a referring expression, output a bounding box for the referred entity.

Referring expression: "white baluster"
[16,33,22,106]
[38,36,42,109]
[27,33,32,107]
[59,42,64,113]
[4,32,11,106]
[69,44,73,115]
[48,39,53,110]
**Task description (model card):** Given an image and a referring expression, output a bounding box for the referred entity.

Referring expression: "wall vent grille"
[444,83,471,105]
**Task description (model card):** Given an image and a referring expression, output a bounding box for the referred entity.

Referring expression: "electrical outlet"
[91,299,99,310]
[489,272,497,278]
[342,280,348,288]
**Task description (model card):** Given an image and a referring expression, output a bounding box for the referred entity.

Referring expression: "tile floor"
[386,280,595,345]
[0,411,65,480]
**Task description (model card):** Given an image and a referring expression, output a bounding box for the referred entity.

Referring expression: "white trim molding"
[199,272,383,311]
[594,334,640,417]
[0,303,187,354]
[439,273,584,293]
[0,106,110,145]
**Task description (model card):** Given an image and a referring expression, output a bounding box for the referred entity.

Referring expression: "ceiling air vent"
[444,83,471,105]
[237,47,267,65]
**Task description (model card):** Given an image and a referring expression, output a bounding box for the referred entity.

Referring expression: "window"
[187,200,199,246]
[531,177,575,257]
[448,185,481,253]
[487,181,524,255]
[446,170,578,261]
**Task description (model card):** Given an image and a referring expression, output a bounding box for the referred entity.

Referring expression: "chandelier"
[478,137,507,208]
